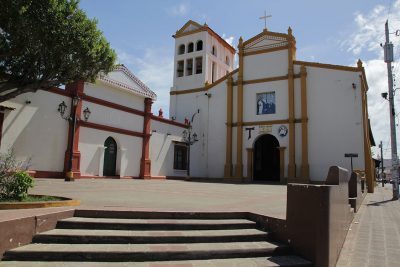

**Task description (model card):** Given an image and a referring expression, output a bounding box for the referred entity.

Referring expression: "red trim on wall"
[30,171,65,179]
[151,115,188,128]
[82,94,145,116]
[79,175,138,179]
[79,120,144,138]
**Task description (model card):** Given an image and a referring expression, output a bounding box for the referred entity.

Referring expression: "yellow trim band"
[294,60,359,72]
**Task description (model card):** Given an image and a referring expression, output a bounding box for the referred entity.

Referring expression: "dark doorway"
[103,137,117,176]
[253,134,280,181]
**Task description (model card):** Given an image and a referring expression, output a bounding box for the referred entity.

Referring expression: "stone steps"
[56,217,257,230]
[1,256,313,267]
[33,228,271,244]
[1,211,313,266]
[3,242,289,262]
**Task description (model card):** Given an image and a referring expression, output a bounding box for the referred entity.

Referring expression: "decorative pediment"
[175,20,204,36]
[98,65,157,100]
[243,30,290,54]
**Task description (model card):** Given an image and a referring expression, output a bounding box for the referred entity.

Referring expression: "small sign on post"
[344,153,359,172]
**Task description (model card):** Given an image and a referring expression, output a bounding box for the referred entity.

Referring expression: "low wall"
[286,166,354,267]
[0,210,74,259]
[348,171,366,212]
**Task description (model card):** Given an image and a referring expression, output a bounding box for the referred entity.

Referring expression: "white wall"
[82,100,143,133]
[305,66,365,181]
[206,81,228,178]
[243,50,288,81]
[150,120,186,177]
[85,82,145,111]
[1,90,69,172]
[79,127,142,177]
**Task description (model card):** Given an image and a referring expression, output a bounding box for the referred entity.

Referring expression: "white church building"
[0,20,375,188]
[169,20,374,186]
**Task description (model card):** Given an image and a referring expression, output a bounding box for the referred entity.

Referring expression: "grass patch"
[0,195,63,203]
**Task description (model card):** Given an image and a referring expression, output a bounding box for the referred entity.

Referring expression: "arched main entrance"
[103,137,117,176]
[253,134,280,181]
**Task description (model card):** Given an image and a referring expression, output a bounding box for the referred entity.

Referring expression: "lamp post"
[182,124,198,179]
[58,97,91,181]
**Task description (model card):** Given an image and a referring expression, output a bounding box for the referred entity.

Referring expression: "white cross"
[259,10,272,30]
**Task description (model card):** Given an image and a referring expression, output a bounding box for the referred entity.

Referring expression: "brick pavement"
[337,184,400,267]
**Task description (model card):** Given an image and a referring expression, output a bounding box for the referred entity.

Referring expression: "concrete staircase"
[2,210,312,266]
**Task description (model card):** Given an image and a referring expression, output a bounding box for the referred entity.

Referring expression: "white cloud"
[341,0,400,158]
[117,48,174,118]
[222,34,235,46]
[167,3,189,17]
[341,2,400,57]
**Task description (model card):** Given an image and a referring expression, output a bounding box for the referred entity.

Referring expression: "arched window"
[188,42,194,53]
[212,46,217,56]
[178,44,185,55]
[196,40,203,51]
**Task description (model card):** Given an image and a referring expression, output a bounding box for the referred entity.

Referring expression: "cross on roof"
[259,10,272,30]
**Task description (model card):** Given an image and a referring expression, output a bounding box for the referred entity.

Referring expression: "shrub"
[0,150,34,201]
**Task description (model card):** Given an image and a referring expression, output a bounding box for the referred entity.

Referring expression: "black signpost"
[344,153,359,172]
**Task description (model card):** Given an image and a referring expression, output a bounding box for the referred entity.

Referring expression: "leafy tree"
[0,0,116,102]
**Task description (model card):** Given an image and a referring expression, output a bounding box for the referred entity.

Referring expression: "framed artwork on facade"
[256,92,276,115]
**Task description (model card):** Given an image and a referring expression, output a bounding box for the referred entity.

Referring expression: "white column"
[117,148,127,177]
[98,146,106,176]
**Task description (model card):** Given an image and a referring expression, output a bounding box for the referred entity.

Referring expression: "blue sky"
[80,0,400,158]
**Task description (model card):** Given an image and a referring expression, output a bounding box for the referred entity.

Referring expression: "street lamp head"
[193,132,198,142]
[83,107,91,121]
[72,96,80,107]
[381,92,388,99]
[58,101,67,117]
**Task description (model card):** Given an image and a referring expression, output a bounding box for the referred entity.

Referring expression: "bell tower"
[169,20,235,120]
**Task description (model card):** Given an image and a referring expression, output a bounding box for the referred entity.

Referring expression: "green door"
[103,137,117,176]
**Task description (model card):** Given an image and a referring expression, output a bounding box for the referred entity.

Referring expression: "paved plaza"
[1,178,400,266]
[0,179,287,222]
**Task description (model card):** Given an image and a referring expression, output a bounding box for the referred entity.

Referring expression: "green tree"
[0,0,116,102]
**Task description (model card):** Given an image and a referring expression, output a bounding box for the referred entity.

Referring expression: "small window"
[195,57,202,74]
[174,144,187,170]
[211,62,216,83]
[188,42,194,53]
[186,58,193,76]
[212,46,217,56]
[177,60,184,77]
[196,40,203,51]
[225,56,230,66]
[178,44,185,55]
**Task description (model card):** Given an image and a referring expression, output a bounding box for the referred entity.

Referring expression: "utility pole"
[379,141,384,187]
[384,20,399,200]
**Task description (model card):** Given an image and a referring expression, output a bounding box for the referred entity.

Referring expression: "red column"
[140,98,152,179]
[63,80,84,179]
